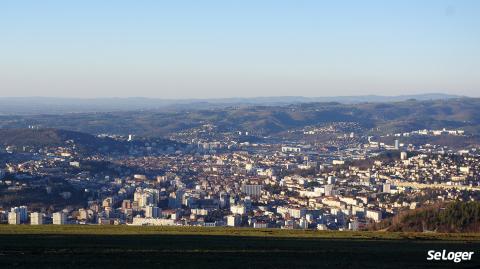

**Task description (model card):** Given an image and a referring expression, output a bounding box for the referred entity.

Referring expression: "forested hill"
[0,128,107,148]
[370,201,480,233]
[0,128,182,154]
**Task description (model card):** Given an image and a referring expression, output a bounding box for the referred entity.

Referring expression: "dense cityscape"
[2,0,480,267]
[2,120,478,231]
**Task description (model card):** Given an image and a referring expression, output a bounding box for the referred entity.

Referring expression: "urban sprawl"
[1,124,479,230]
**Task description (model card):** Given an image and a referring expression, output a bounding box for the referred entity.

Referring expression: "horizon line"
[0,92,473,100]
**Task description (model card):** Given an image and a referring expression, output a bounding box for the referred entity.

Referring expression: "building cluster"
[1,125,479,231]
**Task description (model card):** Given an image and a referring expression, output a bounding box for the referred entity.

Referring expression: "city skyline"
[2,0,480,98]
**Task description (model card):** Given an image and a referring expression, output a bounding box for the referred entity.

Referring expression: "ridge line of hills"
[0,98,479,139]
[0,93,466,115]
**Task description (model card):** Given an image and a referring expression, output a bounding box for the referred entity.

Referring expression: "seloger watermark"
[427,250,474,263]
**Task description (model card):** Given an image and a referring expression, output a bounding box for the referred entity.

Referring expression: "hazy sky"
[1,0,480,98]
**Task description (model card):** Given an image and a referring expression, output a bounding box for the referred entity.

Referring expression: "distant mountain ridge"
[0,93,462,115]
[1,97,479,139]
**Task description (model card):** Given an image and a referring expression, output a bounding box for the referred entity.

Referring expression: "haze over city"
[2,0,480,98]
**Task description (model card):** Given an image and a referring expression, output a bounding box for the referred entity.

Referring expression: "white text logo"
[427,250,474,263]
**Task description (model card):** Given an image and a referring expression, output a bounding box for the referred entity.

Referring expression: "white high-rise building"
[134,188,159,207]
[324,184,334,196]
[241,184,262,197]
[53,212,67,225]
[8,212,20,225]
[382,183,391,193]
[30,212,44,225]
[227,215,241,227]
[145,205,161,218]
[10,206,28,223]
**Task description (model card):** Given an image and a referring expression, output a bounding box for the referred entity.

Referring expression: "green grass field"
[0,225,479,268]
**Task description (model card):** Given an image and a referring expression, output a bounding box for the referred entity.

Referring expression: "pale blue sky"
[1,0,479,98]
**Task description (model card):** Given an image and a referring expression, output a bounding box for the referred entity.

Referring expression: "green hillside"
[372,201,480,233]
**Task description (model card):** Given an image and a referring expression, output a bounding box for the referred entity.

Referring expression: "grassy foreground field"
[0,225,479,268]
